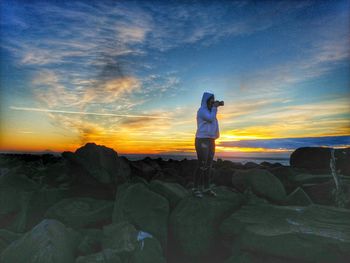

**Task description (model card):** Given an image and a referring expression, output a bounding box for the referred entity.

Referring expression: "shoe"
[192,188,203,198]
[203,188,217,197]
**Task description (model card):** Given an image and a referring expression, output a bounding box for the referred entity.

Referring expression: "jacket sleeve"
[198,107,217,123]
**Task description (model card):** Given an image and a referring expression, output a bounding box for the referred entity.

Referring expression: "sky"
[0,0,349,157]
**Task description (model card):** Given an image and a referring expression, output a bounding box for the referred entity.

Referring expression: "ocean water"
[121,154,290,166]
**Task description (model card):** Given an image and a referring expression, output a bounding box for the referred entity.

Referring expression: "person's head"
[207,95,215,110]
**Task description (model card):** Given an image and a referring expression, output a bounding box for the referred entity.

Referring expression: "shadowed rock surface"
[0,144,349,262]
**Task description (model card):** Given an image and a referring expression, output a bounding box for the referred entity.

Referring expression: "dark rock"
[1,219,81,263]
[76,228,103,256]
[45,197,114,229]
[220,203,350,263]
[260,161,272,168]
[232,169,287,203]
[335,148,350,176]
[290,147,350,175]
[130,159,162,181]
[112,183,169,252]
[285,187,313,206]
[168,187,244,263]
[212,167,235,187]
[76,249,122,263]
[62,142,129,186]
[269,166,299,194]
[302,179,350,208]
[244,162,261,169]
[149,180,188,210]
[102,221,166,263]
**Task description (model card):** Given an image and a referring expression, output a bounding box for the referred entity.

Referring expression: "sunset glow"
[0,0,349,156]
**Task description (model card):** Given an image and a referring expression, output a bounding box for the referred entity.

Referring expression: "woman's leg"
[194,138,210,190]
[203,138,215,190]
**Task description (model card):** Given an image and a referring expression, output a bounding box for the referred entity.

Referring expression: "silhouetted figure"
[192,91,223,198]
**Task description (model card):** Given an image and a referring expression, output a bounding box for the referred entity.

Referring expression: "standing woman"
[193,91,222,198]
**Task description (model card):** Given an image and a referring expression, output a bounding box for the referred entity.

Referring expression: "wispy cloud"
[219,135,350,150]
[9,106,171,119]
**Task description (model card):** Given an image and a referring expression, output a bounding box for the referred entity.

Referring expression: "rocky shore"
[0,142,349,263]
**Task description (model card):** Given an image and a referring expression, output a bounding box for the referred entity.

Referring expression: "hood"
[200,92,214,109]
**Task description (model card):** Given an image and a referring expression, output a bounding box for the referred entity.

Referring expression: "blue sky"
[0,0,349,154]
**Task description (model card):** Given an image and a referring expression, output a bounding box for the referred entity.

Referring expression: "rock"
[24,188,70,230]
[291,173,335,185]
[285,187,313,206]
[178,159,198,180]
[0,229,22,254]
[129,237,166,263]
[223,251,294,263]
[290,147,331,171]
[102,221,166,263]
[232,169,287,203]
[112,183,169,252]
[149,180,188,210]
[290,147,350,174]
[5,187,68,233]
[102,221,138,254]
[269,166,299,194]
[1,219,81,263]
[259,161,273,168]
[62,142,129,185]
[244,162,261,169]
[75,249,122,263]
[130,159,162,181]
[220,203,350,263]
[212,167,235,188]
[302,180,335,206]
[0,170,39,216]
[45,197,114,228]
[168,187,244,263]
[335,148,350,176]
[302,179,350,208]
[77,228,103,256]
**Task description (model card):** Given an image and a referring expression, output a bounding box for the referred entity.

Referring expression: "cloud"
[239,9,350,93]
[9,106,171,119]
[219,135,350,150]
[31,70,143,110]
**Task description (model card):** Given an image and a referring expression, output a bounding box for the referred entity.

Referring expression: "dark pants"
[193,137,215,190]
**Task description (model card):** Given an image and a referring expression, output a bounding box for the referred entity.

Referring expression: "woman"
[193,91,221,198]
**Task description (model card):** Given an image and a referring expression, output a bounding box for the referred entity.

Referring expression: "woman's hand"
[213,101,220,107]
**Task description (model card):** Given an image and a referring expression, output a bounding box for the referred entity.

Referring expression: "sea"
[120,154,291,166]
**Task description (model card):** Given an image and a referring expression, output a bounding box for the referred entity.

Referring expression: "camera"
[215,100,224,106]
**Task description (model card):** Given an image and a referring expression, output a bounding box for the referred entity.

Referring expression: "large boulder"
[76,228,103,256]
[0,229,22,254]
[0,170,39,217]
[1,219,81,263]
[290,147,331,171]
[168,186,244,263]
[302,179,350,208]
[129,158,163,181]
[220,203,350,263]
[112,183,169,252]
[45,197,114,228]
[75,249,122,263]
[0,170,45,232]
[232,169,287,203]
[290,147,350,175]
[212,167,235,188]
[149,180,188,210]
[285,187,313,206]
[62,142,130,185]
[269,166,299,194]
[102,221,166,263]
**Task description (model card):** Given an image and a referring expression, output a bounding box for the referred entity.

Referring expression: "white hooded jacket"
[195,92,220,139]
